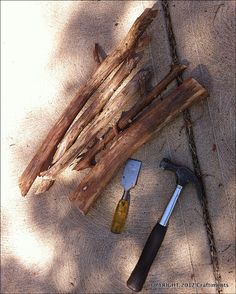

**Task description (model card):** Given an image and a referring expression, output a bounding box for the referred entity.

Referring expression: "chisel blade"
[121,159,142,191]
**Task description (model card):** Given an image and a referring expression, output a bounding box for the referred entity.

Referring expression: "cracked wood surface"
[18,5,157,197]
[2,1,235,294]
[74,64,187,172]
[70,78,209,215]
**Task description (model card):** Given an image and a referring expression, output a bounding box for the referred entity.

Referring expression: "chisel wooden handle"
[111,189,130,234]
[111,199,129,234]
[127,223,167,292]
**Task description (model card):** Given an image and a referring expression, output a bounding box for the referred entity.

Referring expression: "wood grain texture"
[74,63,187,171]
[3,1,234,294]
[52,55,141,164]
[36,55,142,194]
[70,78,208,214]
[40,63,147,183]
[18,5,157,197]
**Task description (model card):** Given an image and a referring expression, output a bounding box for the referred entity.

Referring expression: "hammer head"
[160,158,198,187]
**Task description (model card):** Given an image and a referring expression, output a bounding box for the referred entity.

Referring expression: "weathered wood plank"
[18,4,158,197]
[74,64,187,172]
[70,78,208,214]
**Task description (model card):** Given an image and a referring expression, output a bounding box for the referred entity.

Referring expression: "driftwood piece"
[19,7,158,196]
[52,54,141,164]
[36,44,107,195]
[36,66,148,194]
[37,41,109,194]
[69,78,209,214]
[74,64,187,171]
[53,34,151,165]
[38,68,151,193]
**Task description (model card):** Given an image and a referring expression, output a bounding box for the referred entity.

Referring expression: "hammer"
[127,158,200,292]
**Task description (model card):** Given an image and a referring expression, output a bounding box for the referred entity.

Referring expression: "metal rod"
[122,189,130,201]
[159,185,183,226]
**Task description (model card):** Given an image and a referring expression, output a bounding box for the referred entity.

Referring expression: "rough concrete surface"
[1,1,235,294]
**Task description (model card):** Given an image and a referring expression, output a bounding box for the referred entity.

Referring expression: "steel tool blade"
[122,159,142,191]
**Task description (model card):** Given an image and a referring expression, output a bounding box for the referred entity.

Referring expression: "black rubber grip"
[127,223,167,292]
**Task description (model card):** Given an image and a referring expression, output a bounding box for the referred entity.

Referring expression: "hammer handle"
[127,223,167,292]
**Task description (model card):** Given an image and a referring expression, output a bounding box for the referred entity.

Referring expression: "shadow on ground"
[2,1,235,294]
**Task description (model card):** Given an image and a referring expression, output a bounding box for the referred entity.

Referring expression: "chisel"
[111,159,142,234]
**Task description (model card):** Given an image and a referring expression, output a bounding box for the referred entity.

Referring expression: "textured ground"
[1,1,235,293]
